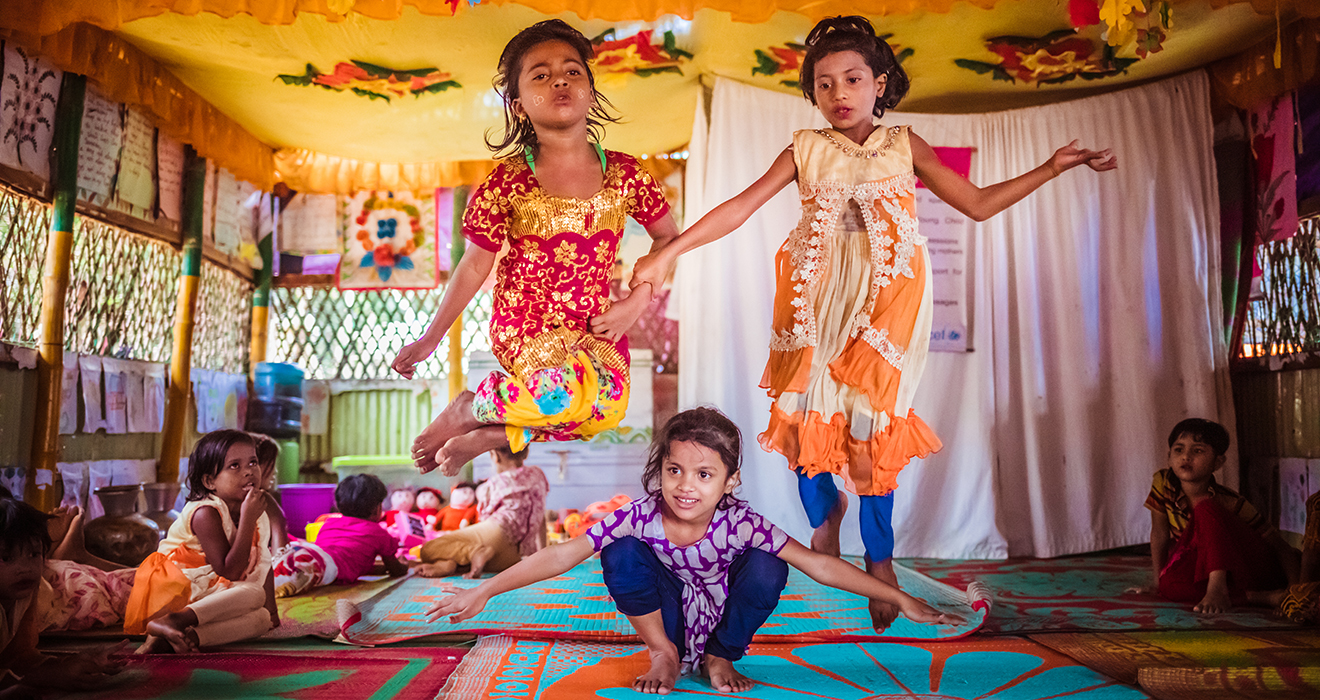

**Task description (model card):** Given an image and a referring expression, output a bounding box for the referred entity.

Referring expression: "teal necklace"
[524,142,607,176]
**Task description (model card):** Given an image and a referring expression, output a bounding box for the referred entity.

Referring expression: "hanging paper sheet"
[193,369,247,432]
[157,132,184,222]
[0,42,62,181]
[213,167,242,255]
[78,355,106,433]
[280,193,340,254]
[58,462,88,510]
[917,147,975,353]
[143,363,166,433]
[0,467,26,502]
[114,107,156,215]
[1249,93,1299,243]
[236,180,260,265]
[119,360,153,433]
[86,460,114,519]
[337,190,439,290]
[302,380,330,435]
[76,85,123,202]
[100,357,130,434]
[59,351,79,434]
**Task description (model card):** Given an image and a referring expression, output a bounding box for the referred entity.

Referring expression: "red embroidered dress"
[760,127,942,497]
[465,149,670,450]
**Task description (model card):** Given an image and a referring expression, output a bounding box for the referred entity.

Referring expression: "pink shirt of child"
[314,515,396,583]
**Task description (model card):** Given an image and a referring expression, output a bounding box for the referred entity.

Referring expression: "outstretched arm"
[777,539,964,625]
[392,244,498,379]
[630,147,797,291]
[912,131,1116,223]
[426,536,595,623]
[588,213,681,341]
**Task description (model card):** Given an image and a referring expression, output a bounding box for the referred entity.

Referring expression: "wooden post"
[250,222,274,370]
[27,74,85,510]
[447,185,469,402]
[158,148,207,483]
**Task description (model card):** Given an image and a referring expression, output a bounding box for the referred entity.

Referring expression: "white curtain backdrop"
[675,72,1231,559]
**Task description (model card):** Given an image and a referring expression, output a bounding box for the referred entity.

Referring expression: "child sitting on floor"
[253,434,289,551]
[414,446,548,579]
[272,474,408,597]
[125,429,279,652]
[0,496,126,696]
[429,408,960,695]
[1146,418,1299,613]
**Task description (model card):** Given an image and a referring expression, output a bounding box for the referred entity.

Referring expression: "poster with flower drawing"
[337,190,439,290]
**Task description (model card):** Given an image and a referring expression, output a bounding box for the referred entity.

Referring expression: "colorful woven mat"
[906,554,1300,634]
[441,635,1148,700]
[270,575,408,639]
[1137,666,1320,700]
[339,559,988,645]
[1030,630,1320,685]
[64,647,465,699]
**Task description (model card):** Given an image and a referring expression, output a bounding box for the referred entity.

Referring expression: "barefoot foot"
[809,492,847,558]
[144,614,199,654]
[435,425,508,477]
[704,654,753,693]
[634,647,681,695]
[51,507,84,560]
[465,545,495,579]
[412,391,484,473]
[134,634,170,654]
[415,560,458,578]
[866,557,900,632]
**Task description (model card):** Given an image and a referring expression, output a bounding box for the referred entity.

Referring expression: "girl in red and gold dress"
[393,20,677,476]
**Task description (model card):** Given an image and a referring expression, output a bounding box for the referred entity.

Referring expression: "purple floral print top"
[586,496,789,673]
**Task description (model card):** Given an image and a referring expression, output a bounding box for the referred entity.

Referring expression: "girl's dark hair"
[253,433,280,470]
[0,495,53,558]
[335,474,388,519]
[642,407,744,510]
[485,19,620,158]
[1168,418,1231,457]
[186,429,257,501]
[800,16,910,118]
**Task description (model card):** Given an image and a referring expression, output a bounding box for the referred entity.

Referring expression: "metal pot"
[84,484,162,567]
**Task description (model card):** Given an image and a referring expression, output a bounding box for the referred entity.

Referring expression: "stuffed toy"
[381,488,416,526]
[435,482,480,531]
[414,487,446,529]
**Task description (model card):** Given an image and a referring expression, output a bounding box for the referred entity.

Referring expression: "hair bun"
[805,15,877,47]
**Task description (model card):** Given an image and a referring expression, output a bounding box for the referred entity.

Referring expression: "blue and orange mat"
[339,559,990,646]
[440,635,1149,700]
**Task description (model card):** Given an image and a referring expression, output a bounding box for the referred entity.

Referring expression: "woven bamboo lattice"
[194,261,252,374]
[1242,218,1320,358]
[65,216,177,362]
[0,186,50,347]
[270,287,492,380]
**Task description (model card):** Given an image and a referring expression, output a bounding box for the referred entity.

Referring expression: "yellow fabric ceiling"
[1,1,1308,192]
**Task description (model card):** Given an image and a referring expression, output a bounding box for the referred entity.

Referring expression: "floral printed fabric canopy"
[1,0,1311,191]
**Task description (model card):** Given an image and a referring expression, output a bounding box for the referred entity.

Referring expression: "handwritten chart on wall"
[76,85,123,202]
[115,107,156,214]
[917,147,974,353]
[157,133,184,222]
[212,167,242,255]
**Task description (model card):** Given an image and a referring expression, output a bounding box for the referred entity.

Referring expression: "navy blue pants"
[797,469,896,561]
[600,537,788,661]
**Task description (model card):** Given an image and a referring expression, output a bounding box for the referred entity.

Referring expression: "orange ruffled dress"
[759,126,943,497]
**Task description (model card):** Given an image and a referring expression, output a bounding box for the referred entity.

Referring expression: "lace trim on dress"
[851,324,906,370]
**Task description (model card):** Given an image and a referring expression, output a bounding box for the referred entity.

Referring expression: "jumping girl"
[428,408,960,695]
[630,16,1116,629]
[392,19,677,475]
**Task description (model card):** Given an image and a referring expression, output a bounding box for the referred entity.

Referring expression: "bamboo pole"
[447,185,469,402]
[158,148,207,483]
[27,75,85,510]
[250,218,274,370]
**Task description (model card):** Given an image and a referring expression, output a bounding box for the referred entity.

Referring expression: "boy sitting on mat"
[1145,418,1299,613]
[413,445,549,579]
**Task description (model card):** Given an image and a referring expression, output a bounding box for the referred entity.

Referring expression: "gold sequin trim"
[813,126,902,159]
[505,325,630,384]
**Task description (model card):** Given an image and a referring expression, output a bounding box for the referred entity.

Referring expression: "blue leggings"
[797,469,895,561]
[599,537,788,661]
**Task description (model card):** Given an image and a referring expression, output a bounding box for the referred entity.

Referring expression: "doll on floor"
[434,483,480,532]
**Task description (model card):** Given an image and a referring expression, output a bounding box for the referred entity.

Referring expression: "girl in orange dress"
[393,20,677,476]
[632,16,1116,629]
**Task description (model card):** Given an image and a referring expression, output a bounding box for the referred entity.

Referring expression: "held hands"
[590,283,653,343]
[629,250,672,294]
[1047,140,1117,176]
[392,335,441,380]
[426,586,489,624]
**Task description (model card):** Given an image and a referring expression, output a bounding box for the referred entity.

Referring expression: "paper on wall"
[0,42,62,181]
[57,462,88,510]
[157,132,184,222]
[123,360,150,433]
[143,363,166,433]
[100,357,129,434]
[302,380,330,435]
[59,351,79,434]
[86,460,115,519]
[76,84,123,201]
[114,107,156,213]
[213,167,241,255]
[79,355,105,433]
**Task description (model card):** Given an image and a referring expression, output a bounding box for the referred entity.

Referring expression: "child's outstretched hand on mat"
[427,587,488,623]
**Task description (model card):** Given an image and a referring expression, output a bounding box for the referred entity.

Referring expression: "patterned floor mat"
[340,559,989,645]
[440,635,1150,700]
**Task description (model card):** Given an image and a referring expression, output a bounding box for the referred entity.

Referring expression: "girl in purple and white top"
[428,408,959,695]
